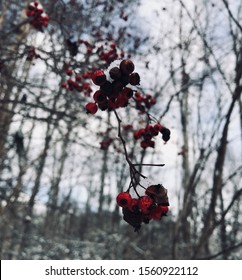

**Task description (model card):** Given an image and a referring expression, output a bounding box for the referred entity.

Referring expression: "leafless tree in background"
[0,0,241,259]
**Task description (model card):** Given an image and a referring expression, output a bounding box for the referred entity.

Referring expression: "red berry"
[160,206,169,214]
[116,192,132,208]
[85,102,98,114]
[138,196,153,214]
[140,140,149,149]
[91,70,107,86]
[129,198,139,212]
[67,78,74,86]
[93,90,106,103]
[112,80,124,94]
[150,97,156,105]
[75,75,82,82]
[121,87,133,98]
[154,123,162,133]
[120,74,130,86]
[120,59,135,75]
[129,72,140,85]
[100,81,112,96]
[109,67,121,80]
[133,130,142,139]
[110,42,116,49]
[134,91,143,101]
[108,99,118,110]
[98,101,108,111]
[145,125,155,134]
[116,94,129,107]
[149,206,166,220]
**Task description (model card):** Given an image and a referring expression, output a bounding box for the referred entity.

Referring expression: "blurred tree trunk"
[44,122,73,236]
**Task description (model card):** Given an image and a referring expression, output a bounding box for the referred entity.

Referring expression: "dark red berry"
[160,206,169,214]
[75,75,82,82]
[140,140,150,149]
[154,123,162,133]
[100,81,112,96]
[112,80,124,94]
[93,90,106,103]
[109,67,121,80]
[66,69,73,76]
[116,94,129,107]
[150,97,156,105]
[129,72,140,85]
[120,59,135,75]
[120,74,130,86]
[122,207,142,232]
[160,127,171,142]
[98,101,109,111]
[121,87,133,98]
[91,70,107,86]
[133,130,141,140]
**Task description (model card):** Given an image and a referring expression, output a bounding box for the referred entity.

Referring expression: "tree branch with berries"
[86,59,171,231]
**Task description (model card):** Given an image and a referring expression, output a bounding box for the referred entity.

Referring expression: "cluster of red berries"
[97,42,120,65]
[134,123,171,148]
[85,59,140,114]
[79,40,121,65]
[116,184,169,231]
[61,68,92,96]
[134,92,156,113]
[25,2,49,31]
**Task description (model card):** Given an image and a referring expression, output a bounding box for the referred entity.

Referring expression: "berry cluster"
[79,39,123,66]
[85,59,140,114]
[134,123,171,148]
[25,2,49,31]
[134,92,156,113]
[116,184,169,231]
[82,58,171,231]
[61,67,92,96]
[97,42,120,64]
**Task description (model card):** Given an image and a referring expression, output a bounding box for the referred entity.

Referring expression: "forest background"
[0,0,242,260]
